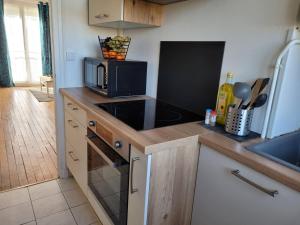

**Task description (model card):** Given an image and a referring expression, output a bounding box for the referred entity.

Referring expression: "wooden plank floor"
[0,87,57,191]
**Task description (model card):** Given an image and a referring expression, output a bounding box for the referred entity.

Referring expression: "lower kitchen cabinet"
[63,96,200,225]
[191,145,300,225]
[64,97,87,194]
[127,146,151,225]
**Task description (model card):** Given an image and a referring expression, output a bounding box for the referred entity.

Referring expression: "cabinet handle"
[95,13,109,19]
[68,151,79,161]
[231,170,279,197]
[67,102,72,106]
[72,107,78,111]
[130,157,140,194]
[68,119,78,128]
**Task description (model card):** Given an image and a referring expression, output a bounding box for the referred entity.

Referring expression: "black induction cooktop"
[96,99,204,131]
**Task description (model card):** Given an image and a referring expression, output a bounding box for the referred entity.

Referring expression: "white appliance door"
[267,28,300,138]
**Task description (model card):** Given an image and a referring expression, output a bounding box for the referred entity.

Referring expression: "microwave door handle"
[97,63,106,89]
[86,137,119,168]
[97,63,106,88]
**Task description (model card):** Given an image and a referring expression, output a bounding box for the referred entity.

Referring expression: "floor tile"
[57,178,79,192]
[36,210,76,225]
[23,221,37,225]
[29,180,61,201]
[0,202,34,225]
[71,203,98,225]
[90,221,103,225]
[0,188,30,210]
[32,193,69,219]
[63,188,87,208]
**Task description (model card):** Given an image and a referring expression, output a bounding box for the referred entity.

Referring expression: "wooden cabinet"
[127,146,151,225]
[128,136,199,225]
[64,97,87,193]
[89,0,162,29]
[192,145,300,225]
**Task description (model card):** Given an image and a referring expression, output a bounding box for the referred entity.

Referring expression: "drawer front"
[64,97,86,127]
[66,142,79,178]
[65,111,87,154]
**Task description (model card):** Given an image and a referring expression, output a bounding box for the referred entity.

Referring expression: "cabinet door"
[192,145,300,225]
[123,0,162,26]
[127,146,151,225]
[89,0,123,25]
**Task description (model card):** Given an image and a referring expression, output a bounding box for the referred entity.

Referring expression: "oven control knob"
[114,141,122,149]
[88,121,96,127]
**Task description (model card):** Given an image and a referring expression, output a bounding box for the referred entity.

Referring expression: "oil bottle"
[216,72,234,125]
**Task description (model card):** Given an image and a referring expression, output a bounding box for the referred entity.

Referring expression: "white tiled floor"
[0,178,103,225]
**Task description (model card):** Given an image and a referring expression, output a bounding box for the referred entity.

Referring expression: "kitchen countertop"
[60,87,300,192]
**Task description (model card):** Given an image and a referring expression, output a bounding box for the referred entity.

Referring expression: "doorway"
[4,1,42,85]
[0,0,57,191]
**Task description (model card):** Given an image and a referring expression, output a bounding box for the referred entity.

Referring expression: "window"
[4,1,42,84]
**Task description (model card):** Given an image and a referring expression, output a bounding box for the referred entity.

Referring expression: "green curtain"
[38,2,52,76]
[0,0,14,87]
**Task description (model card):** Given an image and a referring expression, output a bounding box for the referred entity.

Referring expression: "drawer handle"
[67,119,79,128]
[95,13,109,19]
[130,157,140,194]
[72,107,78,111]
[68,151,79,161]
[67,103,72,106]
[231,170,279,197]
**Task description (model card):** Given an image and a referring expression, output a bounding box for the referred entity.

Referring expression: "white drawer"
[65,111,87,153]
[64,97,86,127]
[66,142,79,178]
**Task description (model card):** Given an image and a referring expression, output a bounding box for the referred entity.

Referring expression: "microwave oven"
[84,57,147,97]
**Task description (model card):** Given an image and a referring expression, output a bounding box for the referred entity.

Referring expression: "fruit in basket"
[109,50,117,58]
[116,54,125,61]
[100,35,131,60]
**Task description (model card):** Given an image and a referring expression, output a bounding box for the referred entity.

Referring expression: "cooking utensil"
[259,78,270,93]
[250,94,268,109]
[246,79,264,110]
[244,78,270,109]
[233,82,251,108]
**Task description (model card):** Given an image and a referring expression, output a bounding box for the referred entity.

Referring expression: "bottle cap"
[206,109,212,113]
[227,72,233,78]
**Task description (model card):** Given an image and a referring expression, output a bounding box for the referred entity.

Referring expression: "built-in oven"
[86,127,129,225]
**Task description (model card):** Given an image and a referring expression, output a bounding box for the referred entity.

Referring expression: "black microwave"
[84,57,147,97]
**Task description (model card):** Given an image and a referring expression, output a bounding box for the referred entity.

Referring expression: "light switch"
[66,51,76,61]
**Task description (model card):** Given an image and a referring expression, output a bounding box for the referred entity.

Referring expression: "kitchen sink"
[246,131,300,172]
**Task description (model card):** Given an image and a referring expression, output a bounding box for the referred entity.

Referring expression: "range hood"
[145,0,187,5]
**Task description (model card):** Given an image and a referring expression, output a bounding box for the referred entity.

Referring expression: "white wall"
[53,0,116,177]
[125,0,300,133]
[61,0,116,87]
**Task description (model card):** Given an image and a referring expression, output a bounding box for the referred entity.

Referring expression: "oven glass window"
[88,143,129,225]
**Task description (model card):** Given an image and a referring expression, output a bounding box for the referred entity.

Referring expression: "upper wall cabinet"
[89,0,163,29]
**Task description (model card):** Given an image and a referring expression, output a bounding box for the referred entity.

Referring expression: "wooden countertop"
[60,87,300,192]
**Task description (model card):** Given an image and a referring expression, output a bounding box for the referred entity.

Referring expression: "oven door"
[87,134,129,225]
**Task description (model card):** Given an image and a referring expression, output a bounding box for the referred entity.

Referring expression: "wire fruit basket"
[98,36,131,61]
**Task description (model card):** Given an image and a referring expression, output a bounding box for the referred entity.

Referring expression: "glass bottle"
[216,72,234,125]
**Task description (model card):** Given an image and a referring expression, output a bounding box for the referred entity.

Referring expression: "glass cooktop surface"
[96,99,203,131]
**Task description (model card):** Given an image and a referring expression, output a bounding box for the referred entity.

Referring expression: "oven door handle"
[86,137,119,168]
